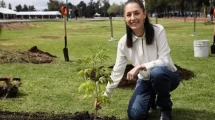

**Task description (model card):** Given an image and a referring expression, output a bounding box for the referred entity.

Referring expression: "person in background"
[69,9,73,19]
[210,5,214,23]
[96,0,180,120]
[74,9,78,20]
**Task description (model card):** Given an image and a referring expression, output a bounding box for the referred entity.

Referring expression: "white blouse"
[105,24,177,97]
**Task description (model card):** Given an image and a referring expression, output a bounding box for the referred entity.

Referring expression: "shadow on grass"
[209,54,215,57]
[172,108,215,120]
[16,91,28,98]
[0,39,11,41]
[147,108,215,120]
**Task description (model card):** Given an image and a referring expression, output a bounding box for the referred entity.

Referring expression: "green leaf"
[99,76,107,84]
[84,69,89,75]
[78,82,87,94]
[78,70,85,77]
[97,94,110,105]
[87,68,93,74]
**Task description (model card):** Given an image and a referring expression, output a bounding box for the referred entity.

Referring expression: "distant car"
[94,13,101,17]
[152,13,157,17]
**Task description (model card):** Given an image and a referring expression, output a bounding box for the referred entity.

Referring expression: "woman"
[101,0,180,120]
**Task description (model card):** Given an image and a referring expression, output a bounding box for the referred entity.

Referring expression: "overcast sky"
[5,0,127,11]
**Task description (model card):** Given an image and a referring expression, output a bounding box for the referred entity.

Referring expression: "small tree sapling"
[77,45,112,120]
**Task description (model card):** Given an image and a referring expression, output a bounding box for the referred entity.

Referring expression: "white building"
[0,8,61,19]
[16,11,61,19]
[0,8,17,19]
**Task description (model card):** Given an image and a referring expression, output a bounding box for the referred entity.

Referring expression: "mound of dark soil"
[109,64,195,89]
[0,111,118,120]
[174,64,195,80]
[0,46,56,64]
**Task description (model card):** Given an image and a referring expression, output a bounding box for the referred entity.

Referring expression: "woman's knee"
[150,66,166,80]
[150,66,171,92]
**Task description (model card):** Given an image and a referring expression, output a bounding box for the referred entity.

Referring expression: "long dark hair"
[124,0,154,48]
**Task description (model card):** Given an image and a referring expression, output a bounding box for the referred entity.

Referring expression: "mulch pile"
[2,23,40,30]
[174,64,195,81]
[0,111,118,120]
[0,46,56,64]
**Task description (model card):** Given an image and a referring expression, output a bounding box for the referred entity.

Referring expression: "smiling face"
[124,2,146,37]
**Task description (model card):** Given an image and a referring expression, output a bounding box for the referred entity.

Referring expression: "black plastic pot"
[0,86,19,98]
[0,77,21,98]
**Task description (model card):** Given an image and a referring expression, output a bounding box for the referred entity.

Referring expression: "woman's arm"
[105,42,127,97]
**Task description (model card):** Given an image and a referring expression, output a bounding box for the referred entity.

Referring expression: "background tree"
[197,0,210,17]
[85,0,96,18]
[15,4,22,12]
[118,2,124,17]
[94,0,101,14]
[8,3,12,9]
[100,0,110,17]
[22,4,29,11]
[145,0,157,17]
[107,3,121,17]
[47,0,64,11]
[144,0,211,18]
[29,5,36,11]
[68,2,76,9]
[0,0,6,8]
[77,1,87,17]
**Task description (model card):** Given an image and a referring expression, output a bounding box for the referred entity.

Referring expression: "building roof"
[16,11,61,16]
[0,8,61,16]
[0,8,17,14]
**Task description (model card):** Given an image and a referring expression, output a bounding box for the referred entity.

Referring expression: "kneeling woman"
[103,0,180,120]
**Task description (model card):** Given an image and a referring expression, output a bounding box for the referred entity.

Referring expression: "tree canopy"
[4,0,213,18]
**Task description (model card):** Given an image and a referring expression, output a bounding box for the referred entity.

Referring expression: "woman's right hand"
[127,64,146,81]
[94,98,101,110]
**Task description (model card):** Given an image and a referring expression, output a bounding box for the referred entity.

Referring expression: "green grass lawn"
[0,18,215,120]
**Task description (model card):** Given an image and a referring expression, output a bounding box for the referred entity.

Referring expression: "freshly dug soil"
[0,111,118,120]
[0,46,56,64]
[174,64,195,80]
[2,23,40,30]
[109,64,195,89]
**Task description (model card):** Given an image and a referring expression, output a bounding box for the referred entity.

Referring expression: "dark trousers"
[127,66,180,120]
